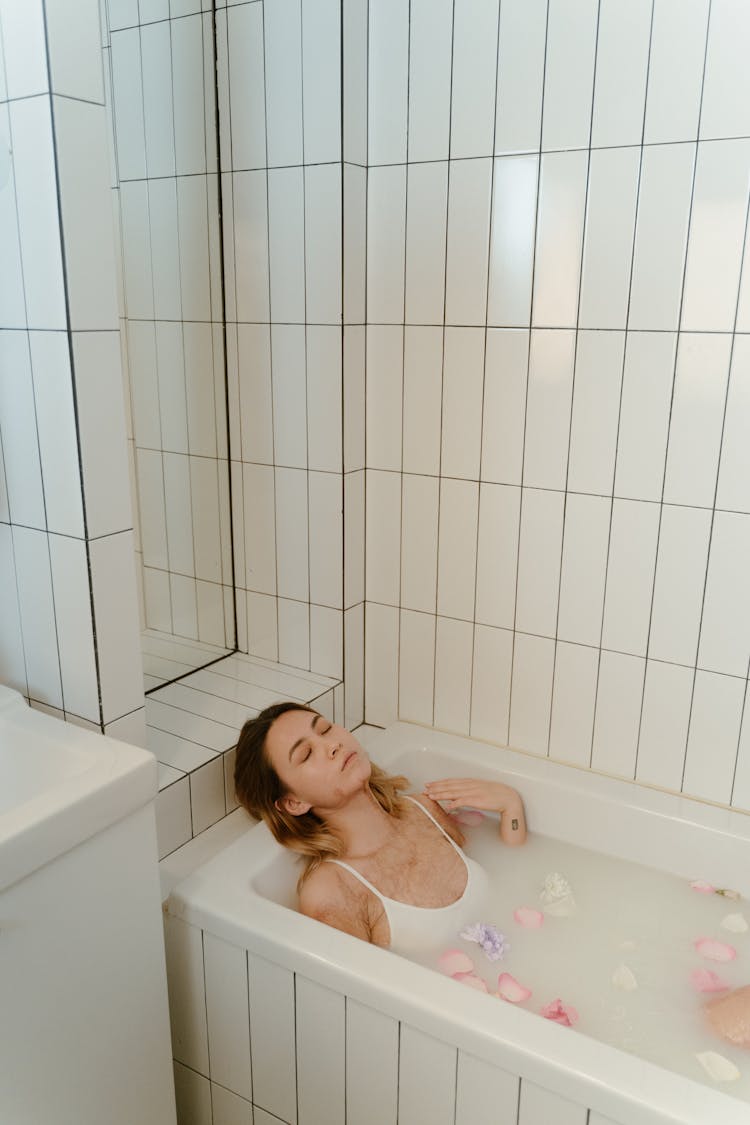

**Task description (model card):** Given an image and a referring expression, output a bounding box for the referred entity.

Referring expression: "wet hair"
[233,701,409,888]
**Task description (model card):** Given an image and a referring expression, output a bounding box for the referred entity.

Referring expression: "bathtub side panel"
[456,1051,520,1125]
[345,998,399,1124]
[203,934,252,1103]
[519,1079,589,1125]
[295,976,346,1125]
[248,953,298,1124]
[398,1024,457,1125]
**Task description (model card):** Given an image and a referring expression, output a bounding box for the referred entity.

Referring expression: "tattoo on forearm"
[511,818,519,831]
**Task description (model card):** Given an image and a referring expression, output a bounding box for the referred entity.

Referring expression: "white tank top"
[330,796,490,956]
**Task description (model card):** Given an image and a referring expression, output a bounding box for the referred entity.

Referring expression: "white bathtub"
[165,722,750,1125]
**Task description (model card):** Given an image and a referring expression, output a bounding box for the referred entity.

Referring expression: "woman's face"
[265,710,371,815]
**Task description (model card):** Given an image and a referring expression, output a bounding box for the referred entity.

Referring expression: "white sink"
[0,684,157,893]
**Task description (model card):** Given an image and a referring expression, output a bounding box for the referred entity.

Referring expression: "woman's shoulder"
[407,792,466,847]
[299,859,365,913]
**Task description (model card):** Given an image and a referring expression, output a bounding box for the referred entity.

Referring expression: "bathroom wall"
[363,0,750,813]
[104,0,235,648]
[0,0,144,739]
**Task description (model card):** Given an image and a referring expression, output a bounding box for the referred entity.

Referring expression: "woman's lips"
[341,750,356,770]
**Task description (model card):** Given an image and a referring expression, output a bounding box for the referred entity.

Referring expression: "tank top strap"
[403,794,465,857]
[328,858,389,903]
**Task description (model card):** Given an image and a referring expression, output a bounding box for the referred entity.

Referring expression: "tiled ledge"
[150,651,341,858]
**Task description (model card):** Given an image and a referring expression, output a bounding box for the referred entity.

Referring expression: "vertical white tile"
[456,1054,518,1125]
[567,330,625,495]
[233,170,270,321]
[263,0,303,166]
[203,934,252,1102]
[441,328,485,480]
[171,14,207,175]
[541,0,599,151]
[267,166,306,323]
[73,332,132,538]
[226,2,266,170]
[0,106,26,331]
[579,147,640,330]
[404,161,448,326]
[663,333,732,507]
[700,0,750,140]
[190,457,222,583]
[365,470,401,605]
[211,1085,252,1125]
[12,527,62,708]
[731,698,750,812]
[137,450,168,569]
[307,326,342,473]
[104,707,147,747]
[437,479,479,621]
[0,0,48,99]
[141,20,176,178]
[683,670,745,805]
[243,464,276,594]
[636,660,694,792]
[368,0,408,164]
[401,474,439,614]
[344,162,366,324]
[238,324,273,464]
[450,0,500,160]
[148,178,182,321]
[90,531,144,723]
[344,603,364,730]
[156,323,188,454]
[408,0,453,162]
[177,175,211,321]
[644,0,709,144]
[557,493,611,648]
[248,954,297,1124]
[591,649,645,780]
[301,0,341,164]
[481,329,528,485]
[0,332,46,529]
[173,1062,212,1125]
[109,28,146,180]
[470,625,513,746]
[311,606,343,679]
[184,324,218,458]
[475,483,520,630]
[277,597,310,669]
[344,470,364,609]
[364,602,399,726]
[305,162,342,324]
[487,154,538,327]
[398,1025,456,1125]
[399,609,435,725]
[698,511,750,677]
[614,332,677,502]
[163,453,195,575]
[162,914,208,1073]
[366,325,403,471]
[367,165,407,324]
[515,488,565,637]
[271,324,307,469]
[345,1000,398,1125]
[309,471,343,609]
[717,336,750,513]
[509,631,555,756]
[522,329,576,490]
[275,467,309,602]
[628,142,695,331]
[245,591,279,661]
[548,642,599,768]
[591,0,652,148]
[42,0,101,102]
[532,150,588,328]
[119,181,154,320]
[9,97,66,330]
[0,525,27,697]
[342,0,367,164]
[494,0,547,155]
[344,326,366,472]
[518,1082,588,1125]
[601,499,660,657]
[48,534,99,723]
[402,327,443,476]
[682,139,750,331]
[168,572,197,640]
[143,566,172,634]
[445,158,493,326]
[296,978,345,1125]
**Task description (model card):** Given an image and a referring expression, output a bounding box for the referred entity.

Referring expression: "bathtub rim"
[166,721,750,1125]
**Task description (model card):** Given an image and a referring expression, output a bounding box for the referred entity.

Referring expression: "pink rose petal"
[540,998,579,1027]
[496,972,532,1003]
[690,968,731,994]
[694,938,737,963]
[451,809,485,827]
[439,949,475,976]
[514,906,544,929]
[452,971,489,992]
[690,880,715,894]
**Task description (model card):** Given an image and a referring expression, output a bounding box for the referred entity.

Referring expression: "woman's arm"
[422,778,527,846]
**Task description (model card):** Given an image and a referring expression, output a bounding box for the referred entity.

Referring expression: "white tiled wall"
[0,0,144,732]
[103,1,235,649]
[363,0,750,814]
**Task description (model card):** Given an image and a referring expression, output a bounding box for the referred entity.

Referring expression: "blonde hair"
[234,702,409,889]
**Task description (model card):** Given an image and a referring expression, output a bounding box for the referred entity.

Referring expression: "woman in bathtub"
[233,701,526,954]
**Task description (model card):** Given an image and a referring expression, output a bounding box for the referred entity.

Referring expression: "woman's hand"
[423,778,527,846]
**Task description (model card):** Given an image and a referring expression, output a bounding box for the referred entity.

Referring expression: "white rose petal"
[544,894,577,917]
[720,913,748,934]
[695,1052,740,1083]
[612,964,638,991]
